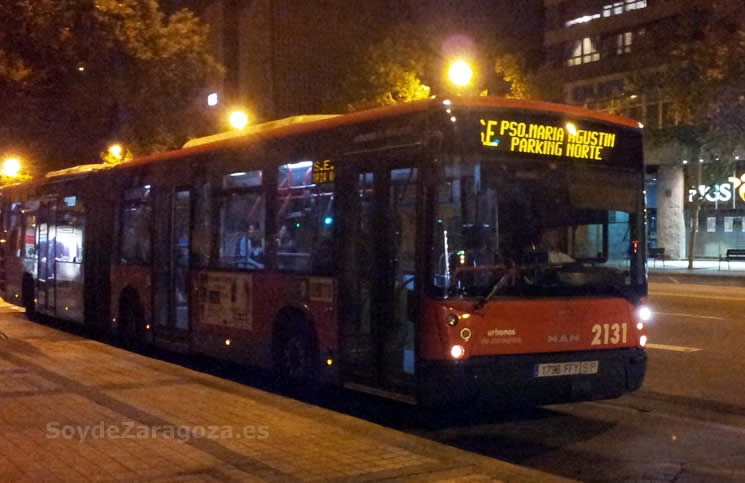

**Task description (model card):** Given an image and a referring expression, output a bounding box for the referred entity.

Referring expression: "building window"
[572,84,596,103]
[616,31,634,55]
[603,0,646,18]
[567,37,600,66]
[598,79,624,98]
[646,103,660,129]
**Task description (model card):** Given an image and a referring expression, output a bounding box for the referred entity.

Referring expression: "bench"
[719,249,745,270]
[648,247,665,267]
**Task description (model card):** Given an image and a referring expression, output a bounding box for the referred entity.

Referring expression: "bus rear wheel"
[274,320,319,394]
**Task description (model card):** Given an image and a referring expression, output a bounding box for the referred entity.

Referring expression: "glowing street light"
[2,157,21,178]
[230,111,249,130]
[448,60,473,87]
[108,144,123,160]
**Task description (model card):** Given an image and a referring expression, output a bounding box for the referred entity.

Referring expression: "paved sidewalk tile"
[0,301,572,482]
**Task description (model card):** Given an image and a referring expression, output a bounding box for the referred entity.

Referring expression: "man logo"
[547,334,581,343]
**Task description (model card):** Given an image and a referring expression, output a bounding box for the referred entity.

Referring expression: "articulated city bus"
[0,97,649,406]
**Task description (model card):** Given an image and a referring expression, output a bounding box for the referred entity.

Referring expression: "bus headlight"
[638,305,653,322]
[450,344,465,359]
[639,335,648,348]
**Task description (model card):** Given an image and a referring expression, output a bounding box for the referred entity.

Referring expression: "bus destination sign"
[312,159,335,184]
[480,118,617,161]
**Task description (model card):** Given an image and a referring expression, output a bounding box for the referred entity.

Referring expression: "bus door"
[341,166,418,395]
[53,196,85,322]
[341,169,377,382]
[382,167,419,391]
[36,199,57,316]
[152,189,192,340]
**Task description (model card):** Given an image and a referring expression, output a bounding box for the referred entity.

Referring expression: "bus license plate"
[534,361,599,377]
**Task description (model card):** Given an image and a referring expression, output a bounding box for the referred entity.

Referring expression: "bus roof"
[2,97,642,190]
[114,96,640,171]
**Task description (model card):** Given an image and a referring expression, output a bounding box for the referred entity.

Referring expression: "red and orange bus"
[0,97,649,406]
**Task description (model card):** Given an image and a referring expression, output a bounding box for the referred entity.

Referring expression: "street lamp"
[448,60,473,87]
[2,157,21,178]
[230,111,249,130]
[108,144,123,161]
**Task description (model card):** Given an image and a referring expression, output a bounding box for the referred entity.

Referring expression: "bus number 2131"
[591,323,628,345]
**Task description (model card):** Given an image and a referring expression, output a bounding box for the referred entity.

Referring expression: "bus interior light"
[450,344,465,359]
[229,172,247,177]
[288,161,313,169]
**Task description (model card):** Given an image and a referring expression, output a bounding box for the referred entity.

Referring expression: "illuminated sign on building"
[729,174,745,202]
[689,174,745,205]
[480,119,617,160]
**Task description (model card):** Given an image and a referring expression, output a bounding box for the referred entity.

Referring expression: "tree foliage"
[331,24,432,112]
[493,54,560,101]
[0,0,222,172]
[624,2,745,159]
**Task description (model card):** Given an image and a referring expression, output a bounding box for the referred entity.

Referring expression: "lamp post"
[448,60,473,88]
[230,111,249,130]
[108,144,123,161]
[1,157,21,178]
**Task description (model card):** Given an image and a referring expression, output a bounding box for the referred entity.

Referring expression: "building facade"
[542,0,745,259]
[183,0,543,122]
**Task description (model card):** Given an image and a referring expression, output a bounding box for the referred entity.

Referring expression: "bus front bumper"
[417,347,646,408]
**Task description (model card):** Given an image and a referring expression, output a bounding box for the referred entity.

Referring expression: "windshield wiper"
[474,266,519,311]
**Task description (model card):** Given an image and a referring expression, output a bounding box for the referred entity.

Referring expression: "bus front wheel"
[22,274,36,321]
[118,295,148,351]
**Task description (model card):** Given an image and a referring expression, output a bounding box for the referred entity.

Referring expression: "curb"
[649,271,745,286]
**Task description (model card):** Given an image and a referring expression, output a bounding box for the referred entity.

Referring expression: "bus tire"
[118,293,148,351]
[22,274,36,321]
[273,315,320,395]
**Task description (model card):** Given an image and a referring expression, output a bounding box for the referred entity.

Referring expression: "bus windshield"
[430,158,644,299]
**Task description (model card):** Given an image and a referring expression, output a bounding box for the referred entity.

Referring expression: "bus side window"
[218,194,266,270]
[276,161,334,274]
[191,183,212,268]
[119,187,153,265]
[9,203,22,257]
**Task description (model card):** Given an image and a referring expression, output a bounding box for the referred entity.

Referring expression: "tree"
[619,1,745,268]
[493,54,561,101]
[329,24,432,112]
[0,0,222,172]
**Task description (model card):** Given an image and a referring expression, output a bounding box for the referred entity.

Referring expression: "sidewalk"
[647,259,745,286]
[0,301,571,483]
